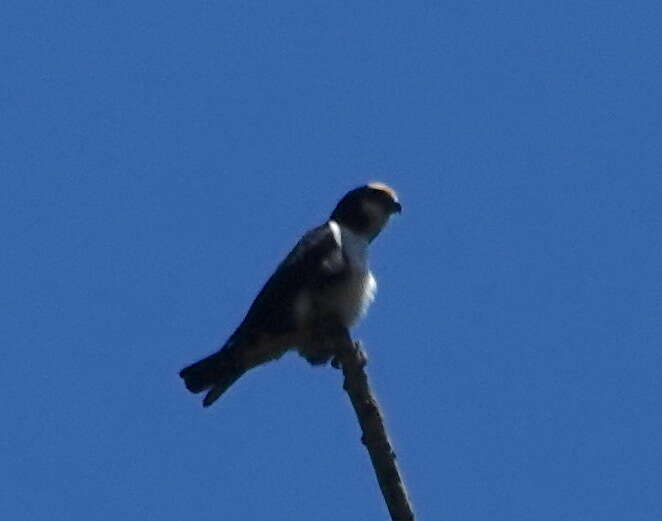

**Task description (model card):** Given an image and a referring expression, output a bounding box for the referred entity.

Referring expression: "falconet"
[180,183,401,407]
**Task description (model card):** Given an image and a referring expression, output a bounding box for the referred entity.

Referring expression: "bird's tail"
[179,347,246,407]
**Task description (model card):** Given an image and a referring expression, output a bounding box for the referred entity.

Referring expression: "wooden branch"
[334,335,416,521]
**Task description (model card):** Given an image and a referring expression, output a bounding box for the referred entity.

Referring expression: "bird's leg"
[299,317,342,365]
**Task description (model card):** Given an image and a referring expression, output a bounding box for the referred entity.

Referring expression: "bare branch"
[334,335,416,521]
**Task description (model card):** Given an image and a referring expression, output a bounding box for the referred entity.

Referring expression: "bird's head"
[330,182,402,241]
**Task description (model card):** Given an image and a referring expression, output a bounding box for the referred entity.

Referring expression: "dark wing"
[232,223,347,337]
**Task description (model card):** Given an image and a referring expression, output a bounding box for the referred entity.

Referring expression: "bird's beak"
[391,201,402,214]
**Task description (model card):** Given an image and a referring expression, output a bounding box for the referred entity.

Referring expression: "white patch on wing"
[328,220,342,248]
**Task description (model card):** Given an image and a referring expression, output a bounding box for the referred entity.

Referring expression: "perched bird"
[179,183,401,407]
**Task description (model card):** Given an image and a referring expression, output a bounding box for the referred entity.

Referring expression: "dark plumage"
[179,183,401,407]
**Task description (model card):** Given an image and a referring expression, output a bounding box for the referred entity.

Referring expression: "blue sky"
[2,2,661,520]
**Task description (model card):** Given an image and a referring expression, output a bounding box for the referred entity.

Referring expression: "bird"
[179,182,401,407]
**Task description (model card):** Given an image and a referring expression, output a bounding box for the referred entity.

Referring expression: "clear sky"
[2,2,661,520]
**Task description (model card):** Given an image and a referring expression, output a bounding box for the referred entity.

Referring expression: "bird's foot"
[331,340,367,369]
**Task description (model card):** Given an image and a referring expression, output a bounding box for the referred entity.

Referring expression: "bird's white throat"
[331,220,376,324]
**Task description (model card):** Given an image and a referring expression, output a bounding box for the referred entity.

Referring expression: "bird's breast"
[332,227,377,326]
[294,225,378,329]
[294,269,377,329]
[326,270,377,326]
